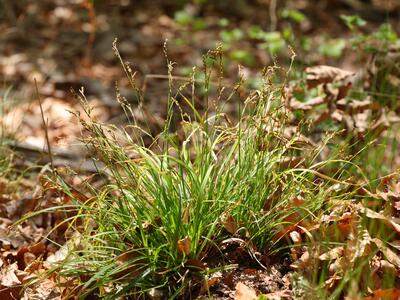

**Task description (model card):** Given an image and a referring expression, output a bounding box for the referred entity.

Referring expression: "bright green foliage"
[341,15,367,31]
[281,8,306,24]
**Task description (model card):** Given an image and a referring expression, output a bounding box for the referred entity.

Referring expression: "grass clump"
[28,53,360,298]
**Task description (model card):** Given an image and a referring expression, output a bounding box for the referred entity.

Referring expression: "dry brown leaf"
[364,288,400,300]
[177,236,191,256]
[325,212,356,242]
[319,246,344,261]
[344,229,372,262]
[360,206,400,233]
[289,96,325,111]
[305,65,355,89]
[336,99,380,114]
[262,186,282,211]
[46,243,69,266]
[289,231,302,245]
[264,290,292,300]
[0,285,23,300]
[220,237,246,248]
[328,257,348,275]
[113,249,145,279]
[0,262,21,287]
[185,259,206,270]
[235,282,257,300]
[290,250,310,270]
[380,260,396,276]
[376,175,400,202]
[372,238,400,268]
[325,274,341,291]
[389,240,400,251]
[223,215,238,234]
[22,278,61,300]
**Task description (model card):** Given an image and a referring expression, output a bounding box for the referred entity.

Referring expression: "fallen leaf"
[319,246,344,261]
[185,258,206,270]
[305,65,355,89]
[289,96,325,111]
[344,229,372,262]
[372,238,400,268]
[22,278,61,300]
[113,249,145,279]
[223,215,238,234]
[177,237,191,256]
[235,282,257,300]
[289,231,302,245]
[360,206,400,233]
[336,98,380,114]
[0,262,21,287]
[46,243,69,265]
[290,250,310,270]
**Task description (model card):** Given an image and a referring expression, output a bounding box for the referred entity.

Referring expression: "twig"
[34,79,56,176]
[269,0,277,31]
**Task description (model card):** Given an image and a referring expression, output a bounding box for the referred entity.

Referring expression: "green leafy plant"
[341,15,367,31]
[281,8,306,24]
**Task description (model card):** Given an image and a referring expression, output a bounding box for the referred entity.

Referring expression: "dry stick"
[82,0,97,67]
[34,79,56,176]
[269,0,277,31]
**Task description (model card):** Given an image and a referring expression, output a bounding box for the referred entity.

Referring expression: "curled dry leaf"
[376,175,400,202]
[46,243,69,266]
[289,96,325,111]
[223,215,238,234]
[360,205,400,234]
[289,231,302,245]
[1,262,21,287]
[235,282,257,300]
[336,98,381,114]
[372,238,400,268]
[319,246,344,261]
[325,212,356,242]
[344,230,372,262]
[22,278,61,300]
[328,257,348,275]
[305,65,355,89]
[290,250,310,270]
[380,260,396,276]
[325,274,342,291]
[177,236,191,256]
